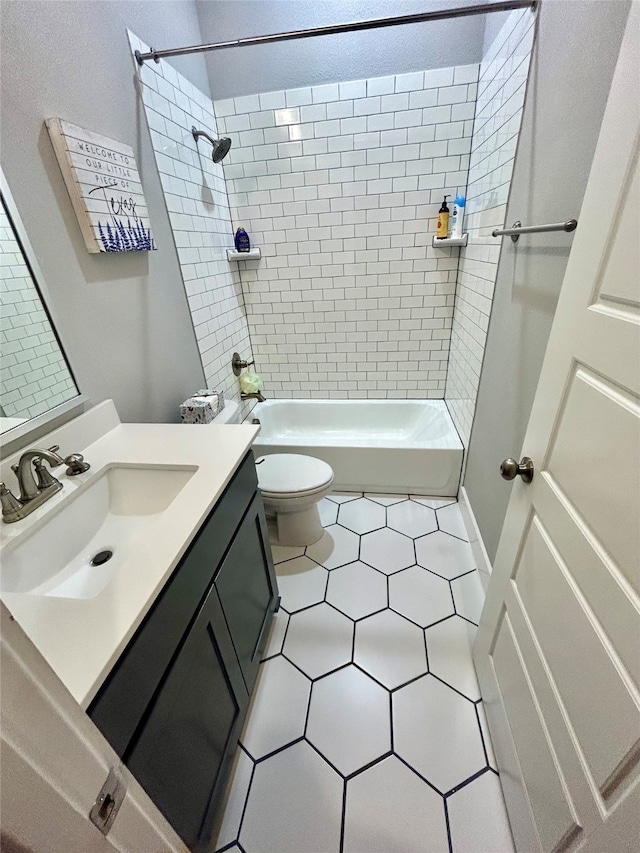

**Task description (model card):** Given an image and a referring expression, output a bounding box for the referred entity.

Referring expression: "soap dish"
[432,235,468,248]
[226,248,261,261]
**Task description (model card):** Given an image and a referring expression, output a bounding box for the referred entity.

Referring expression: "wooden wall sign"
[46,118,156,253]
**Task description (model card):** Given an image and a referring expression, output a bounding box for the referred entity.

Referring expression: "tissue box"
[180,389,225,424]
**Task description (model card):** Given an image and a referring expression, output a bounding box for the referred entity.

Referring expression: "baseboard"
[458,486,493,593]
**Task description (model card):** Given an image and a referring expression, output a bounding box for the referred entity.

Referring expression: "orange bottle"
[436,195,450,239]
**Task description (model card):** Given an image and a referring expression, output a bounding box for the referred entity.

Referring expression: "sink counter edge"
[0,422,260,709]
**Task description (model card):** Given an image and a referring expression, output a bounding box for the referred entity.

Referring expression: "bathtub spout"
[241,391,266,403]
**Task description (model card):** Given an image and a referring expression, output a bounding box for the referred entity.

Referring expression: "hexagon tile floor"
[212,493,515,853]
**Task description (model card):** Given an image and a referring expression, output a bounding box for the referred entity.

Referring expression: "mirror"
[1,171,82,441]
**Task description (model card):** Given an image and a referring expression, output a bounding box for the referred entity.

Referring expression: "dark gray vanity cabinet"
[88,452,278,852]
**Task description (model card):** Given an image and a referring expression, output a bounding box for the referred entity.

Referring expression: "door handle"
[500,456,534,483]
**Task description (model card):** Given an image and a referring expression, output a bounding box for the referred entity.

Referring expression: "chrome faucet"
[15,446,65,501]
[0,445,91,523]
[241,391,266,403]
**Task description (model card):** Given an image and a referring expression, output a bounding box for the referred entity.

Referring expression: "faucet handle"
[0,482,23,517]
[34,458,61,490]
[64,453,90,476]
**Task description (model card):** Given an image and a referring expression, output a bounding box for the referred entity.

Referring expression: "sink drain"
[91,549,113,566]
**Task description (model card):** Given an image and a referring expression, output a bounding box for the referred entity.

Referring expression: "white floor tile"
[326,561,387,619]
[415,531,475,580]
[261,609,289,660]
[211,747,253,851]
[240,657,310,760]
[275,555,328,612]
[326,491,363,504]
[318,496,339,526]
[338,498,386,534]
[306,665,391,775]
[387,501,438,538]
[306,524,360,569]
[343,756,448,853]
[389,566,454,628]
[283,603,354,678]
[451,570,485,624]
[222,493,513,853]
[410,496,457,509]
[240,741,343,853]
[360,527,415,574]
[354,609,427,689]
[477,702,498,771]
[365,493,408,505]
[447,771,515,853]
[437,502,469,540]
[393,675,486,793]
[425,616,480,700]
[270,542,306,565]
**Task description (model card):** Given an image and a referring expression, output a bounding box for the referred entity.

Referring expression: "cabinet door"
[215,493,278,692]
[125,585,248,852]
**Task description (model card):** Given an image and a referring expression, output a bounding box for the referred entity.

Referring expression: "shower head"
[191,126,232,162]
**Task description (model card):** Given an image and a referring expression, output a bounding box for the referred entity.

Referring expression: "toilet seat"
[257,454,334,499]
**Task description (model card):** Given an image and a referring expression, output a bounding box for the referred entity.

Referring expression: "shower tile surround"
[128,31,254,409]
[214,68,479,399]
[445,9,535,446]
[131,12,532,421]
[212,495,513,852]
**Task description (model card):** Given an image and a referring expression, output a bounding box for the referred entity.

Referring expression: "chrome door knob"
[500,456,534,483]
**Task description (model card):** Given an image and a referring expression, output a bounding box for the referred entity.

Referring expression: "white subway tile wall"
[0,207,76,419]
[129,32,253,408]
[214,66,478,399]
[445,9,535,445]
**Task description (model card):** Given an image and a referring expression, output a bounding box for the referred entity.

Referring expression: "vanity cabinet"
[89,452,278,851]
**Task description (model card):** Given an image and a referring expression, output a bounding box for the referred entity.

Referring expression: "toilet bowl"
[207,401,335,545]
[256,453,334,547]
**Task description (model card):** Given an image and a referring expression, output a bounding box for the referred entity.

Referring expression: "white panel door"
[473,6,640,852]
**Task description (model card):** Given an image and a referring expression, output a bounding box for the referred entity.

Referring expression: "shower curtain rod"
[134,0,536,65]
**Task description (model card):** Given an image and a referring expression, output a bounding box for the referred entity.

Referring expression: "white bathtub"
[248,399,463,496]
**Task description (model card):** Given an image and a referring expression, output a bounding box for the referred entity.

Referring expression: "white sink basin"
[0,465,196,600]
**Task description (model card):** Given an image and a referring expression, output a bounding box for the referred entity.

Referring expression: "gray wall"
[464,0,631,561]
[196,0,492,98]
[0,0,209,424]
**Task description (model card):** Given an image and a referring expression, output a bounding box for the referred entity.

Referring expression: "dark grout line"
[252,735,305,766]
[351,660,394,693]
[389,670,429,694]
[304,736,347,780]
[280,652,316,683]
[339,776,347,853]
[444,765,491,798]
[444,796,454,853]
[393,751,445,798]
[344,750,394,784]
[429,670,479,704]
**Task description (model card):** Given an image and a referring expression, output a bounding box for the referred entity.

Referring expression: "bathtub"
[248,399,463,496]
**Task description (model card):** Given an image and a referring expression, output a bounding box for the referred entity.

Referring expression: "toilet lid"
[256,454,334,496]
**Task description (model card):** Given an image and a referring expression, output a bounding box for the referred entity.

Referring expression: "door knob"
[500,456,534,483]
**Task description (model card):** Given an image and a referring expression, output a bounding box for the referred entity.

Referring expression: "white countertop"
[0,402,258,708]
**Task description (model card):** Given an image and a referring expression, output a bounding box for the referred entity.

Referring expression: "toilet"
[209,400,335,546]
[256,453,334,547]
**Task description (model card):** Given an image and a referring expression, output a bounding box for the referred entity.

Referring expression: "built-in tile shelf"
[227,248,262,261]
[432,235,468,248]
